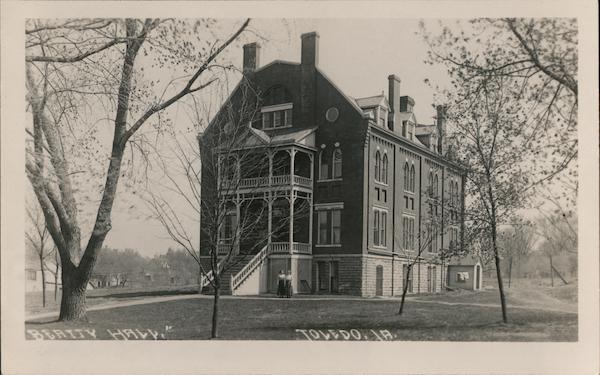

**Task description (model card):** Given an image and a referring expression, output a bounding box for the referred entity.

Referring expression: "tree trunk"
[58,266,89,321]
[40,256,47,308]
[493,243,508,323]
[398,265,411,315]
[211,281,220,339]
[54,251,59,301]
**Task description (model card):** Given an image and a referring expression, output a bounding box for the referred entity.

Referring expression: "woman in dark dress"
[277,270,285,297]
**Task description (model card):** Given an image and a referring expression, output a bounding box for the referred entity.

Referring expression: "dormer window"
[261,103,293,129]
[378,107,388,128]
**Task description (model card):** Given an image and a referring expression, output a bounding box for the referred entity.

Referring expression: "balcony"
[221,174,313,191]
[269,242,312,255]
[219,147,314,193]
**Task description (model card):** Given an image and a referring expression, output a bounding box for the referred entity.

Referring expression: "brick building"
[199,31,465,297]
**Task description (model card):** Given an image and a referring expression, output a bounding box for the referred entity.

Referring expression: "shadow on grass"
[86,288,199,300]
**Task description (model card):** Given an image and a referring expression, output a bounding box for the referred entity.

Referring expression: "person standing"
[277,270,285,297]
[285,270,293,298]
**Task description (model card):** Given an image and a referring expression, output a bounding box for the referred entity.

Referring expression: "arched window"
[409,165,415,192]
[449,180,454,205]
[454,182,460,204]
[434,174,439,198]
[332,148,342,179]
[319,150,329,180]
[403,162,410,191]
[374,151,381,182]
[428,171,433,196]
[381,154,388,184]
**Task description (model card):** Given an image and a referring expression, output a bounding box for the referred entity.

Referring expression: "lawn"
[26,285,200,316]
[25,295,577,341]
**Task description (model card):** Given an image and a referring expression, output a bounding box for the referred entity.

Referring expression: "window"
[273,111,282,127]
[262,112,271,128]
[434,174,439,198]
[373,208,387,247]
[403,162,410,190]
[402,216,415,250]
[285,109,293,126]
[381,154,388,184]
[432,225,438,253]
[332,148,342,179]
[402,121,407,137]
[221,156,237,181]
[320,148,342,180]
[382,189,387,203]
[409,165,415,192]
[374,151,381,182]
[428,171,433,196]
[319,150,329,180]
[317,209,341,245]
[219,211,237,244]
[261,103,293,129]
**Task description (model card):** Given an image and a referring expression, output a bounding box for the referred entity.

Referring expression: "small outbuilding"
[447,255,482,291]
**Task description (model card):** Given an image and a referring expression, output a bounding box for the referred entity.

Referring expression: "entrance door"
[375,265,384,296]
[330,261,339,293]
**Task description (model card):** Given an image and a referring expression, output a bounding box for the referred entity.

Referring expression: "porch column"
[289,193,295,255]
[235,196,241,255]
[290,149,296,185]
[309,153,314,181]
[267,192,273,246]
[289,149,296,255]
[308,193,313,247]
[268,152,273,186]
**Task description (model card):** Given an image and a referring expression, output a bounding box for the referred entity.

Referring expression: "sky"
[102,18,452,256]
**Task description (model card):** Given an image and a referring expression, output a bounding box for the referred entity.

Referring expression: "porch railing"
[217,243,233,256]
[221,174,312,190]
[230,244,270,292]
[293,175,312,187]
[271,175,290,185]
[269,242,311,254]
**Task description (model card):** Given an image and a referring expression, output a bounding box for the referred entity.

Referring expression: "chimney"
[387,75,401,131]
[243,42,260,74]
[301,32,319,67]
[300,32,319,126]
[436,104,447,155]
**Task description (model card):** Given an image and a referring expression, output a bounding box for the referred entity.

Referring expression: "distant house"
[25,247,60,293]
[447,255,482,291]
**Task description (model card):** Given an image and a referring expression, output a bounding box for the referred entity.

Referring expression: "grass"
[26,285,199,316]
[26,295,577,341]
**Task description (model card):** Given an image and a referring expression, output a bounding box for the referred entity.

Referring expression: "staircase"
[201,250,265,295]
[202,246,270,295]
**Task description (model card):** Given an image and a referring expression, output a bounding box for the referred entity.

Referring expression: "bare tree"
[26,202,56,307]
[498,222,535,286]
[25,18,251,321]
[397,165,462,315]
[145,80,310,338]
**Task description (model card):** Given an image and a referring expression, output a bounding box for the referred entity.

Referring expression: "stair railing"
[230,244,270,292]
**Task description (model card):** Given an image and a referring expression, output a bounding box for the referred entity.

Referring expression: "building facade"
[199,31,465,297]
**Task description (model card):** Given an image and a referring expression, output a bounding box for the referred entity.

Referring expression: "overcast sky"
[103,18,452,257]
